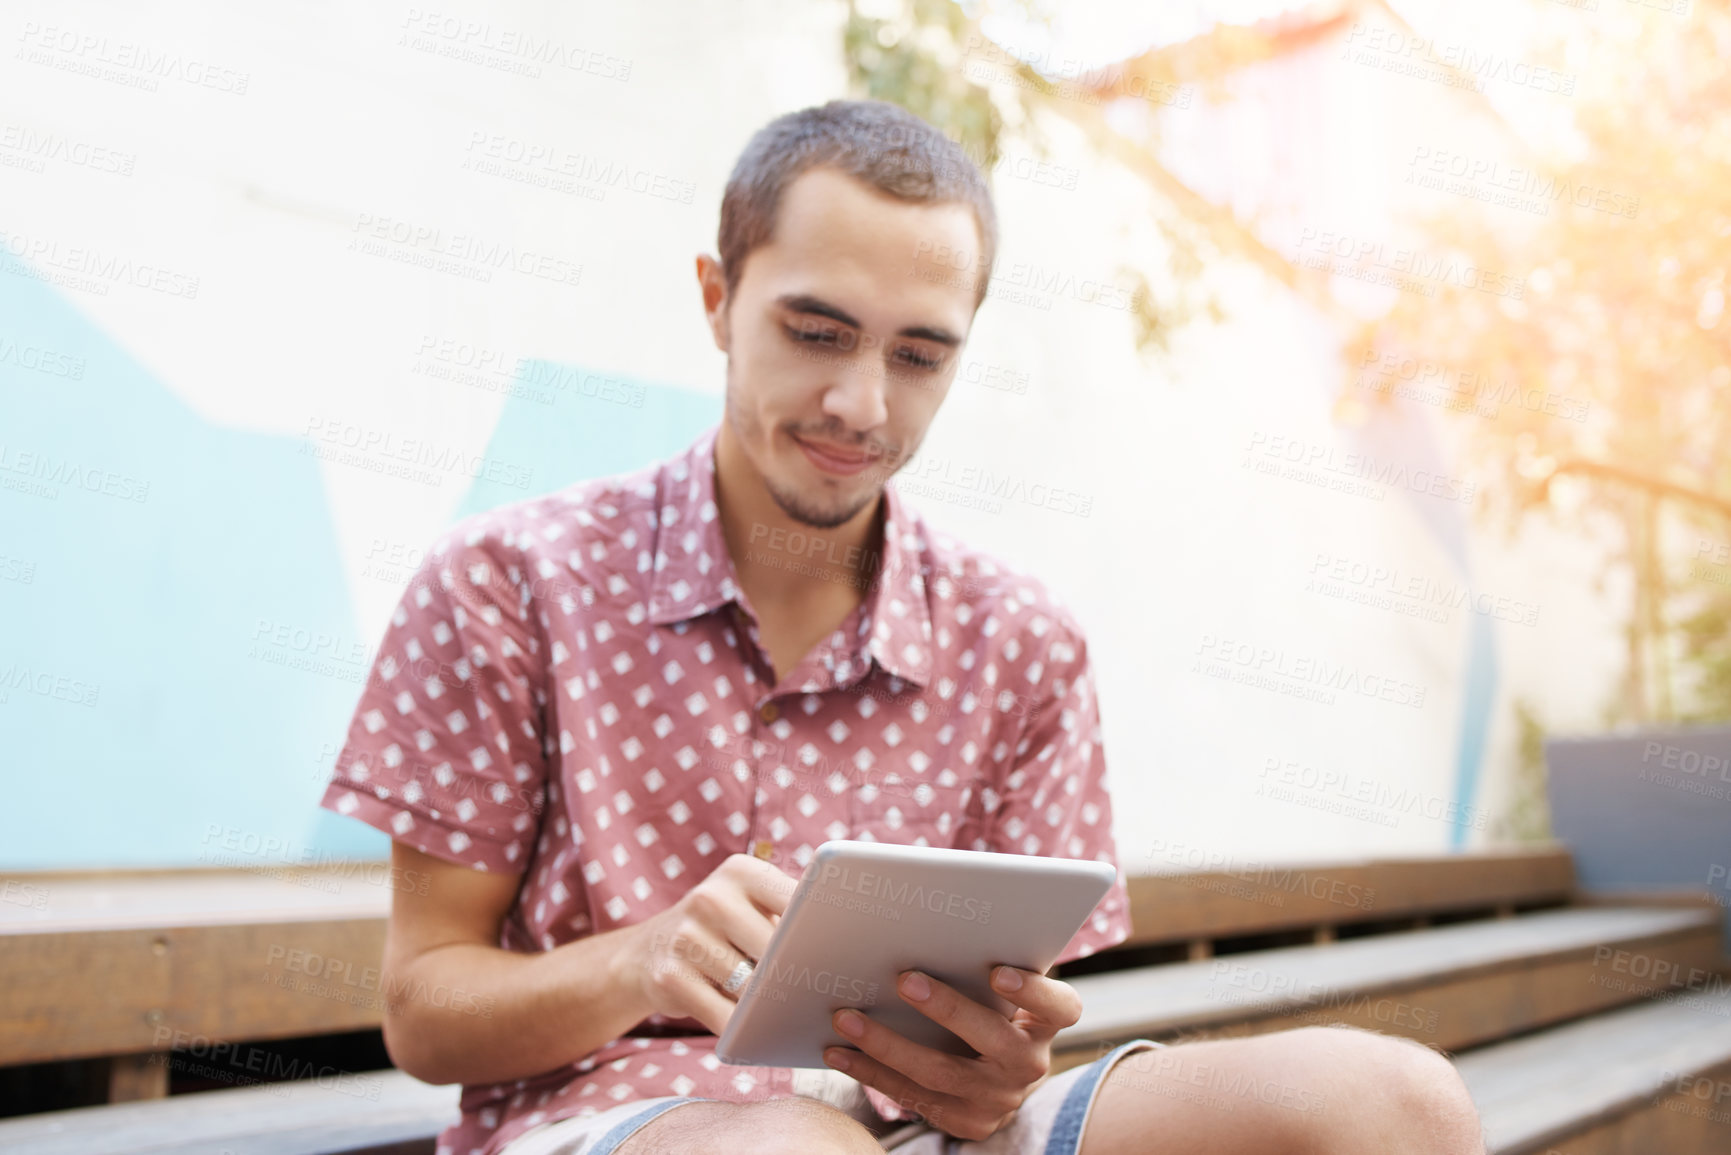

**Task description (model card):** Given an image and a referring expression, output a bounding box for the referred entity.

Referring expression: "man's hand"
[821,965,1084,1141]
[608,853,797,1035]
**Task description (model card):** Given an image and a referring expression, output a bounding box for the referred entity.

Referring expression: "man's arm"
[318,528,804,1086]
[378,841,638,1085]
[380,840,796,1086]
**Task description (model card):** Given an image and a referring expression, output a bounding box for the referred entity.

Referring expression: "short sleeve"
[318,527,549,873]
[985,623,1132,964]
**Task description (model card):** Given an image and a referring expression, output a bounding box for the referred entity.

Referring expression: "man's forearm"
[385,926,649,1086]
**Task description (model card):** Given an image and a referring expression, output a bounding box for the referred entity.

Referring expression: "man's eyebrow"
[774,293,963,348]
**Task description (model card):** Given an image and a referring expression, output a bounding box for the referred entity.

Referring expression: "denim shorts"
[498,1040,1164,1155]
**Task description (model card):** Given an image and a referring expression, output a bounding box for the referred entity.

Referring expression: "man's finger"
[725,853,799,917]
[651,920,756,1008]
[710,893,779,966]
[829,1002,1010,1100]
[822,1045,969,1137]
[645,947,740,1035]
[988,967,1084,1035]
[676,974,739,1035]
[892,970,1025,1062]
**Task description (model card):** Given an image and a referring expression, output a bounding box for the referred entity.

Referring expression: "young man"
[320,100,1485,1155]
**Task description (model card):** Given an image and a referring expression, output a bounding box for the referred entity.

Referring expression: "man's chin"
[768,477,878,530]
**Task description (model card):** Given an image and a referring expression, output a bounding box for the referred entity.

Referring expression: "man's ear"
[695,253,730,352]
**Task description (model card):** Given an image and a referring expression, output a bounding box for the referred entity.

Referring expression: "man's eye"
[787,324,847,347]
[895,348,943,371]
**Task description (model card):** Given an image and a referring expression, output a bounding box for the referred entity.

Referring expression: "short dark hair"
[718,99,998,309]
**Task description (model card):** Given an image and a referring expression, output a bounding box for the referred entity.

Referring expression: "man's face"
[705,166,983,530]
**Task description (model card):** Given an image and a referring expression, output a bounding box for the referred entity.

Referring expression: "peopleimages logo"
[813,861,994,924]
[1641,741,1730,781]
[747,959,880,1005]
[1709,864,1731,908]
[1292,227,1524,299]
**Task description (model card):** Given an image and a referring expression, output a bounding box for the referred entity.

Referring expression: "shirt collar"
[646,424,933,688]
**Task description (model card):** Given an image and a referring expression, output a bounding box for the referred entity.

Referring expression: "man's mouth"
[793,434,880,477]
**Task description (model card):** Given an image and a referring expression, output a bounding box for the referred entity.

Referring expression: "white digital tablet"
[715,840,1117,1069]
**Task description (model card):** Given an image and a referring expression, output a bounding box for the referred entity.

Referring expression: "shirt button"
[751,839,776,861]
[759,701,779,723]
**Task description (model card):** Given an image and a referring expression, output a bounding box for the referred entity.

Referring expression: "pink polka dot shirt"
[318,422,1132,1155]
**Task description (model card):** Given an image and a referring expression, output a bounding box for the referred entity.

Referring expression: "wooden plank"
[1212,935,1723,1053]
[1052,906,1722,1057]
[0,917,389,1066]
[1121,846,1575,948]
[1542,1069,1731,1155]
[107,1053,168,1101]
[1572,887,1725,912]
[0,1067,458,1155]
[1453,988,1731,1154]
[0,866,400,1066]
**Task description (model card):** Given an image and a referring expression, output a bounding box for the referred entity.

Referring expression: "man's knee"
[1296,1025,1472,1103]
[1287,1025,1485,1153]
[617,1096,882,1155]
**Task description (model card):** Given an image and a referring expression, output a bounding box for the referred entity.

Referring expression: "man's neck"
[712,424,884,612]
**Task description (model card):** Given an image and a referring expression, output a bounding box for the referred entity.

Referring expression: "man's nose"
[823,361,889,431]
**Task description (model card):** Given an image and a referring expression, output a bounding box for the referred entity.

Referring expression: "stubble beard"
[724,367,895,532]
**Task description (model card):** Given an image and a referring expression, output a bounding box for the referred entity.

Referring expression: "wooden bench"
[1110,844,1576,958]
[0,864,391,1100]
[1054,904,1723,1058]
[2,846,1727,1153]
[1457,987,1731,1154]
[0,1070,458,1155]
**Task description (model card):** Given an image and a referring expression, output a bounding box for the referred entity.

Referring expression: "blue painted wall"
[0,273,717,869]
